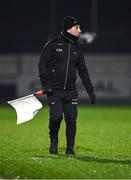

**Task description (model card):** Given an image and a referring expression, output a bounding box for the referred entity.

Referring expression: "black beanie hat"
[62,16,80,32]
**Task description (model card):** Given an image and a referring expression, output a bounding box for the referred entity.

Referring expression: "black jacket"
[38,32,94,95]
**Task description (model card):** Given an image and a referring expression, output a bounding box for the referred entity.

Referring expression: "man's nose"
[78,28,81,33]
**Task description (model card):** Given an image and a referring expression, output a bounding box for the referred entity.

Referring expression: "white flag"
[7,94,43,124]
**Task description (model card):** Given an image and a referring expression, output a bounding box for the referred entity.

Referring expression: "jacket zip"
[63,43,71,90]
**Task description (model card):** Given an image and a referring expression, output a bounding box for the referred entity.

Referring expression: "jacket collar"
[60,31,79,45]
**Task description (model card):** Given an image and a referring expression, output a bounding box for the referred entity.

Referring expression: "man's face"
[67,25,81,37]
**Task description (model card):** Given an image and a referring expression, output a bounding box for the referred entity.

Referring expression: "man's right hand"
[44,87,53,95]
[89,93,96,104]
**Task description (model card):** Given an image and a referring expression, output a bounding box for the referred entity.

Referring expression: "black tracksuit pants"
[47,90,78,148]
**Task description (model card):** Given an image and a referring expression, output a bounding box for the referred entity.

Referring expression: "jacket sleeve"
[38,41,53,88]
[76,53,94,95]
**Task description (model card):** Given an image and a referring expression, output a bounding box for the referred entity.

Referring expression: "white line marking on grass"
[0,177,5,179]
[1,155,75,162]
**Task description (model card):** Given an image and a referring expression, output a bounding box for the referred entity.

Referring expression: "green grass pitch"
[0,105,131,179]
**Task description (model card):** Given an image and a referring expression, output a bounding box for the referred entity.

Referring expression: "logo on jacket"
[56,48,63,52]
[57,43,63,45]
[71,98,78,105]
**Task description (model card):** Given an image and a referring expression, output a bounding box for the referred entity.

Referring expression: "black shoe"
[66,148,75,155]
[49,143,58,154]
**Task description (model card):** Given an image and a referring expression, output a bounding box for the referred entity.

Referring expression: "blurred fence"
[0,54,131,104]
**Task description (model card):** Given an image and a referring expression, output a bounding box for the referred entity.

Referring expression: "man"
[38,16,96,155]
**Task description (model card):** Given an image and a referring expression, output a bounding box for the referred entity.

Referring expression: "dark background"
[0,0,131,54]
